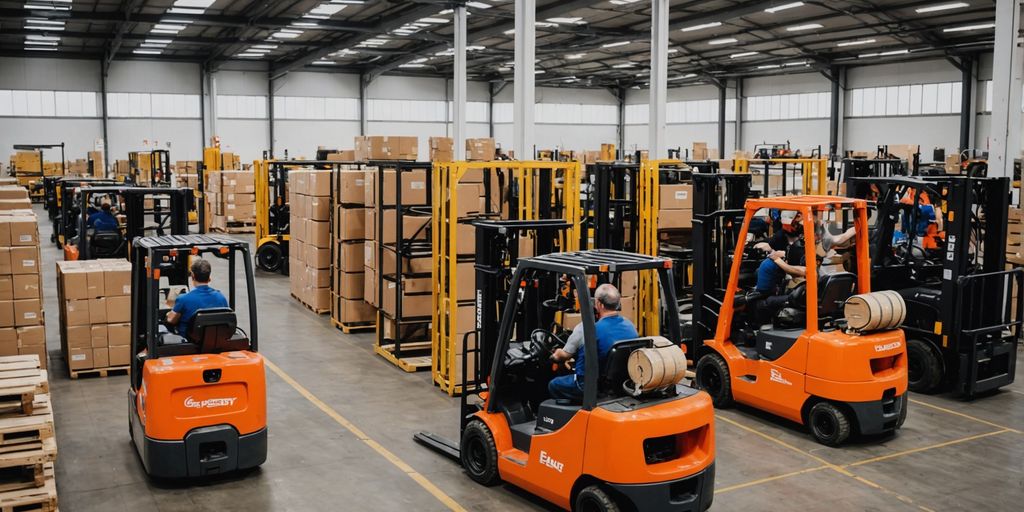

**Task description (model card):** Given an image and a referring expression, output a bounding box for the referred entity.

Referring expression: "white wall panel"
[743,119,829,153]
[273,120,361,159]
[0,118,102,161]
[107,61,200,94]
[626,123,736,155]
[0,57,101,91]
[107,119,203,161]
[218,120,269,163]
[845,116,960,154]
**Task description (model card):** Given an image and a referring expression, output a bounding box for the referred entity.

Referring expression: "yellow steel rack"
[432,161,582,395]
[734,157,828,195]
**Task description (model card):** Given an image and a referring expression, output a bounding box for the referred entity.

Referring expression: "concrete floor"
[33,205,1024,512]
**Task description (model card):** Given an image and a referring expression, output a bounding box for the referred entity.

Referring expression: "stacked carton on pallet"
[0,211,45,368]
[0,354,58,511]
[0,186,32,211]
[206,170,256,232]
[354,136,418,161]
[55,259,132,376]
[331,168,375,328]
[289,170,333,313]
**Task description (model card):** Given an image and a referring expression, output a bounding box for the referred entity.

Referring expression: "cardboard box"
[338,297,375,324]
[335,271,364,300]
[18,345,46,370]
[10,247,39,274]
[66,325,91,349]
[0,276,11,301]
[305,245,331,269]
[337,207,366,241]
[364,266,376,306]
[364,241,431,275]
[16,325,44,346]
[103,260,132,296]
[457,262,475,301]
[93,348,109,369]
[337,170,366,205]
[328,150,357,162]
[64,299,90,326]
[90,324,108,348]
[68,348,93,370]
[1,214,38,246]
[11,274,38,300]
[364,168,428,207]
[306,220,331,248]
[660,184,693,210]
[457,223,476,255]
[86,297,106,324]
[106,295,131,323]
[456,183,482,217]
[0,199,32,211]
[380,285,431,318]
[430,137,454,162]
[0,249,9,275]
[369,209,430,244]
[307,196,331,221]
[109,345,130,367]
[692,142,709,161]
[0,328,17,356]
[338,242,364,273]
[466,138,496,161]
[658,209,693,230]
[354,136,390,161]
[108,323,130,345]
[14,299,41,326]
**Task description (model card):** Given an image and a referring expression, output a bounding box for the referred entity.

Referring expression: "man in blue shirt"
[166,258,229,337]
[87,203,119,233]
[548,284,638,401]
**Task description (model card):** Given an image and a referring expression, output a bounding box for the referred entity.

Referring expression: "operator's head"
[101,202,111,213]
[780,210,802,234]
[190,258,212,285]
[594,284,622,317]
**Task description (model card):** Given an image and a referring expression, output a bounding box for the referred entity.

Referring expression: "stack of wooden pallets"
[0,355,57,512]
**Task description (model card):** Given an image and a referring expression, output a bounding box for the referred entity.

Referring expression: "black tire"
[808,402,851,446]
[896,395,908,429]
[460,420,500,486]
[695,352,733,408]
[256,242,283,273]
[575,485,620,512]
[907,338,943,393]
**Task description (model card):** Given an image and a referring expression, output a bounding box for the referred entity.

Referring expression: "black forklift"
[128,149,172,186]
[66,185,192,260]
[43,177,118,246]
[848,175,1022,397]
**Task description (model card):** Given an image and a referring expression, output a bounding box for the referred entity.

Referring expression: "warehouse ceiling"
[0,1,998,87]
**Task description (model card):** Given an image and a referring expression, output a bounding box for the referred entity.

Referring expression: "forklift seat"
[601,337,655,396]
[819,272,857,320]
[189,308,248,353]
[90,231,125,258]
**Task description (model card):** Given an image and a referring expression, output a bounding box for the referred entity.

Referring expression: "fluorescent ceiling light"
[612,62,635,68]
[145,38,173,44]
[419,17,448,23]
[943,23,995,32]
[837,38,876,47]
[26,35,60,41]
[784,60,807,66]
[535,70,545,74]
[503,29,515,35]
[602,41,631,48]
[245,48,271,53]
[154,24,187,31]
[535,22,559,28]
[565,53,586,60]
[668,48,679,54]
[610,0,642,4]
[398,63,426,68]
[916,2,969,13]
[150,29,179,34]
[173,0,215,7]
[25,46,58,51]
[547,17,583,24]
[765,2,804,13]
[292,22,319,27]
[859,49,910,58]
[26,19,65,26]
[25,25,64,31]
[134,49,163,55]
[272,31,303,39]
[467,1,491,8]
[25,40,58,46]
[786,23,823,31]
[669,74,698,81]
[312,60,335,65]
[467,45,485,51]
[168,7,204,15]
[162,19,193,24]
[332,1,366,4]
[497,67,510,72]
[758,64,781,69]
[410,57,428,64]
[731,51,759,58]
[709,38,738,45]
[310,4,346,16]
[682,22,721,32]
[253,44,278,49]
[305,14,330,20]
[24,4,71,11]
[236,53,263,58]
[141,43,169,48]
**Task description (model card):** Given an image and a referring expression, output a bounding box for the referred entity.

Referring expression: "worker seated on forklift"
[87,202,119,233]
[751,248,806,327]
[548,284,637,402]
[896,190,944,253]
[165,259,229,337]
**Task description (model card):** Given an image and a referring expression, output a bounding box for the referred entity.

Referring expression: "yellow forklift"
[253,158,290,273]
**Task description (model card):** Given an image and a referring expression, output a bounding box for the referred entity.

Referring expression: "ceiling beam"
[103,0,143,76]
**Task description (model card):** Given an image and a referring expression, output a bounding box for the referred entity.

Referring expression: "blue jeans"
[548,374,583,401]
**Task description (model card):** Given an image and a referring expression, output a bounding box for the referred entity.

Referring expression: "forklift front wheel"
[808,402,851,446]
[907,338,943,393]
[695,353,733,408]
[256,243,283,273]
[460,420,500,486]
[574,485,621,512]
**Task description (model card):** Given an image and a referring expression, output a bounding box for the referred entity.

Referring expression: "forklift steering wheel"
[529,329,562,360]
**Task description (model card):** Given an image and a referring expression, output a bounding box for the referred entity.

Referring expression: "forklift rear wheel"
[460,420,500,486]
[907,338,942,393]
[808,402,850,446]
[695,353,733,408]
[256,243,283,273]
[575,485,620,512]
[896,396,908,429]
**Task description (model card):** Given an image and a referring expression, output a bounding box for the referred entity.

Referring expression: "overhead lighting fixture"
[497,66,511,72]
[25,19,65,26]
[858,49,910,58]
[312,60,336,65]
[134,49,163,55]
[916,2,969,13]
[173,0,215,7]
[503,29,515,35]
[612,62,635,68]
[150,29,179,34]
[398,63,426,68]
[25,40,58,46]
[272,30,303,39]
[467,45,485,51]
[162,19,193,24]
[943,23,995,32]
[466,1,492,8]
[419,17,448,23]
[708,38,738,45]
[26,35,60,41]
[253,44,278,49]
[731,51,759,58]
[305,14,330,20]
[765,2,804,13]
[25,24,64,31]
[310,4,346,16]
[547,17,583,24]
[535,22,559,28]
[141,42,169,48]
[168,7,205,15]
[534,70,545,74]
[784,60,808,66]
[758,64,781,69]
[236,53,263,58]
[786,23,823,31]
[245,48,271,53]
[24,3,71,11]
[682,22,722,32]
[565,53,586,60]
[668,48,679,54]
[332,1,366,4]
[837,38,876,47]
[602,41,631,48]
[669,73,698,81]
[153,24,187,31]
[25,46,58,51]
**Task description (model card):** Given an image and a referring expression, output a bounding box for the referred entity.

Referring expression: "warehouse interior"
[0,0,1023,511]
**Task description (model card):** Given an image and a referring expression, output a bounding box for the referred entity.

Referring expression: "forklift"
[416,249,715,512]
[128,149,172,186]
[12,143,65,202]
[128,234,267,478]
[848,176,1021,397]
[692,190,909,446]
[64,186,191,260]
[40,176,117,246]
[253,158,291,273]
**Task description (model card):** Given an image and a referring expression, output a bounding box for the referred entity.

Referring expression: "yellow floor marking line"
[909,398,1022,434]
[266,359,467,512]
[717,465,829,494]
[845,429,1011,467]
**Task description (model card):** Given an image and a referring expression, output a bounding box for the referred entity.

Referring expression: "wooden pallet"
[0,395,53,449]
[332,319,375,334]
[211,222,256,234]
[0,464,56,512]
[292,294,329,315]
[0,365,48,418]
[68,366,129,380]
[374,341,432,372]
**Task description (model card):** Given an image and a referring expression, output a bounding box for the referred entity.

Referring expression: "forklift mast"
[74,186,192,260]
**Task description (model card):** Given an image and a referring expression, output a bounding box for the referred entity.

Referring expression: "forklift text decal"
[184,396,238,409]
[770,368,792,386]
[874,341,901,352]
[539,451,565,473]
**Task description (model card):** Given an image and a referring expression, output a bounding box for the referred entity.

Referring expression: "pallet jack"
[416,245,715,512]
[64,185,191,260]
[848,176,1022,397]
[128,234,267,478]
[692,190,908,446]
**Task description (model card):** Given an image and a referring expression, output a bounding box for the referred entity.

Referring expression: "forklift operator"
[165,258,229,336]
[87,203,119,233]
[548,284,638,401]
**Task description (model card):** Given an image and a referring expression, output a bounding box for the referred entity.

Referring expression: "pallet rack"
[328,160,373,331]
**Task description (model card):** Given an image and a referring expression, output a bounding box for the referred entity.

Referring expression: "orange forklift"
[129,234,267,478]
[691,181,908,445]
[416,249,715,511]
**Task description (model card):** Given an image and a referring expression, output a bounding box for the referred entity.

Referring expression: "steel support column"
[513,0,536,159]
[734,78,743,154]
[717,82,726,157]
[959,56,976,152]
[649,0,669,159]
[488,82,495,139]
[829,67,841,157]
[199,64,206,153]
[988,0,1023,179]
[268,75,275,158]
[359,73,368,136]
[100,59,110,171]
[617,86,626,152]
[208,72,218,141]
[453,5,467,160]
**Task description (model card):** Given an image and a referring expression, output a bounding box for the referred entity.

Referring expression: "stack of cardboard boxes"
[0,210,46,367]
[206,170,256,232]
[466,138,496,161]
[56,260,132,374]
[0,186,32,211]
[289,170,333,312]
[114,160,132,181]
[429,137,454,162]
[175,161,200,188]
[331,168,375,326]
[327,151,357,162]
[354,136,418,161]
[220,152,242,170]
[658,182,693,231]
